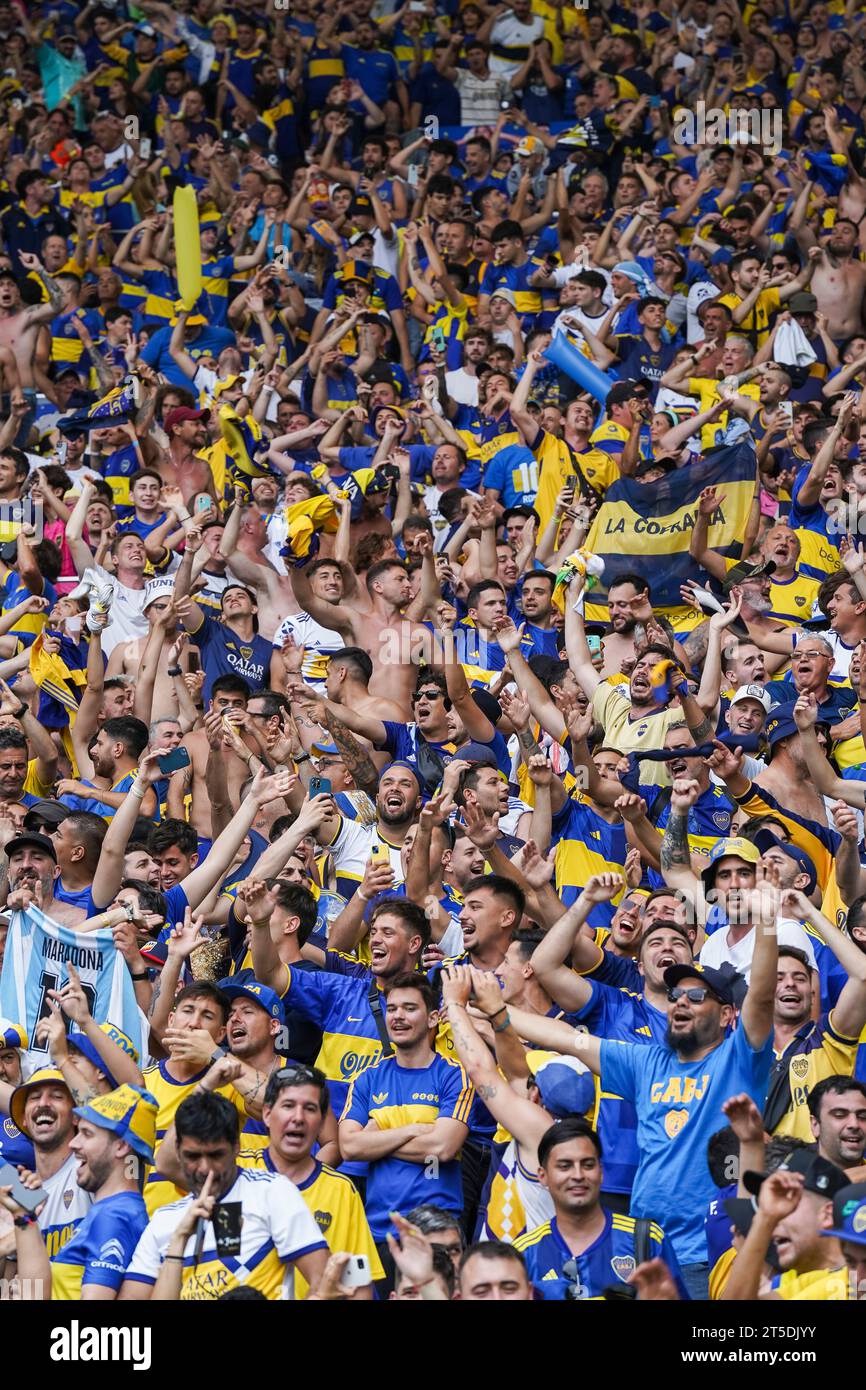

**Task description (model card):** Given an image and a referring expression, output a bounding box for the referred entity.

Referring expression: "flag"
[0,905,148,1066]
[802,150,848,195]
[57,375,140,436]
[29,630,87,729]
[218,404,271,482]
[583,441,757,630]
[282,494,339,565]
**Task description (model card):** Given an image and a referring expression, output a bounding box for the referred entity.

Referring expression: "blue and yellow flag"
[584,441,757,632]
[57,376,139,436]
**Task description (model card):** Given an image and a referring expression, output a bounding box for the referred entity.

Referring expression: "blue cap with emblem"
[822,1181,866,1247]
[217,971,285,1024]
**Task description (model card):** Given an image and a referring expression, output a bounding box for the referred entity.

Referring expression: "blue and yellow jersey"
[721,558,821,629]
[571,977,667,1195]
[306,43,346,112]
[237,1149,384,1297]
[550,793,628,925]
[125,1166,328,1300]
[340,1050,473,1239]
[141,1061,248,1216]
[1,569,57,646]
[140,265,178,325]
[771,1010,860,1141]
[49,306,100,365]
[58,770,143,822]
[98,442,140,508]
[689,375,761,451]
[589,418,650,461]
[733,780,840,891]
[770,1265,850,1301]
[262,93,300,162]
[50,1190,148,1301]
[515,1210,684,1300]
[645,782,735,877]
[717,286,780,348]
[200,253,237,326]
[479,259,543,320]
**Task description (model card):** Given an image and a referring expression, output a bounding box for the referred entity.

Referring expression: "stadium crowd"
[1,0,866,1309]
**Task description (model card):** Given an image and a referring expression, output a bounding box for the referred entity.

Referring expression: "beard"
[665,1013,718,1055]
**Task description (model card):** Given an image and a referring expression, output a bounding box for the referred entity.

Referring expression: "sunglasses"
[667,986,720,1005]
[414,689,444,702]
[272,1064,319,1084]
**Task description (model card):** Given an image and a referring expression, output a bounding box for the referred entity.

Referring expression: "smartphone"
[649,95,661,109]
[139,137,152,160]
[369,842,388,864]
[340,1254,373,1289]
[431,325,446,353]
[778,401,794,424]
[409,0,427,10]
[157,746,192,775]
[407,163,419,187]
[0,1161,46,1214]
[587,634,602,656]
[187,649,201,673]
[212,1201,243,1259]
[309,776,332,798]
[196,493,214,512]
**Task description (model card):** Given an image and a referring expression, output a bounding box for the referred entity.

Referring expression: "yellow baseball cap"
[73,1084,158,1164]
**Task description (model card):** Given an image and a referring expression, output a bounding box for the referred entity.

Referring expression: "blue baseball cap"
[753,830,818,894]
[67,1023,140,1089]
[764,701,799,748]
[664,962,736,1006]
[217,973,285,1024]
[378,759,423,789]
[823,1181,866,1247]
[529,1054,595,1118]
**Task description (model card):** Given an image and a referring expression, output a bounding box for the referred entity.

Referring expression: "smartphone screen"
[187,650,201,673]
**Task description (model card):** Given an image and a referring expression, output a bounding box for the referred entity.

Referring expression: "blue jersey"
[58,772,139,822]
[50,1189,148,1301]
[482,443,540,508]
[378,721,510,791]
[573,978,667,1194]
[341,1050,473,1239]
[550,797,628,925]
[515,1209,687,1300]
[193,614,272,702]
[600,1024,774,1263]
[0,1112,35,1168]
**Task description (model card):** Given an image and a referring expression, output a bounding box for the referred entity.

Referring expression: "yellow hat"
[73,1084,158,1164]
[10,1067,72,1137]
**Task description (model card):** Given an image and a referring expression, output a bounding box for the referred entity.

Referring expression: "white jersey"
[95,564,147,659]
[125,1167,326,1301]
[273,611,345,687]
[326,816,404,898]
[39,1151,93,1258]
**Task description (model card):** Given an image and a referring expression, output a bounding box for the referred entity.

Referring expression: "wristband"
[130,781,147,800]
[14,1213,37,1228]
[357,890,370,903]
[130,970,149,981]
[167,666,182,677]
[294,753,311,764]
[487,1004,508,1021]
[176,511,192,522]
[164,1253,185,1263]
[12,704,28,720]
[491,1011,511,1034]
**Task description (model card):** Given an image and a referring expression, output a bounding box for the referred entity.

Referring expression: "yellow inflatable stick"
[173,185,202,312]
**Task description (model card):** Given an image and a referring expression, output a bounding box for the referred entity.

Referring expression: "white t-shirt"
[686,280,721,343]
[96,563,147,658]
[444,368,479,407]
[273,610,345,688]
[699,917,817,981]
[488,14,545,76]
[38,1151,93,1255]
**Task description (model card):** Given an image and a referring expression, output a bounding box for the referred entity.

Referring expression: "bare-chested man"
[290,553,433,713]
[796,218,866,341]
[105,583,191,722]
[0,254,58,440]
[160,406,219,506]
[167,683,268,839]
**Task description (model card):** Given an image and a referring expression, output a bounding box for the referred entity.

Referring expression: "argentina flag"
[0,906,149,1065]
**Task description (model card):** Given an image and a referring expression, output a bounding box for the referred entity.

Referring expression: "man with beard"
[339,974,472,1276]
[310,761,421,902]
[530,876,694,1210]
[595,572,653,678]
[247,892,432,1139]
[57,717,157,822]
[519,572,560,660]
[4,830,88,928]
[514,1118,687,1300]
[238,1063,382,1299]
[121,1091,329,1301]
[0,1085,156,1300]
[691,504,821,629]
[808,1077,866,1172]
[503,881,780,1300]
[7,1069,92,1257]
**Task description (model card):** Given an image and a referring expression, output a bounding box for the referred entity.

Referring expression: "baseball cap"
[378,759,422,790]
[349,228,374,247]
[369,403,406,430]
[337,258,373,285]
[457,742,500,768]
[491,288,517,306]
[700,835,760,887]
[73,1084,158,1165]
[67,1022,140,1089]
[349,196,373,217]
[721,558,776,594]
[217,973,285,1024]
[729,684,771,713]
[822,1181,866,1247]
[764,701,799,749]
[516,136,543,158]
[788,292,818,315]
[529,1054,595,1117]
[10,1067,72,1135]
[634,455,678,479]
[606,378,651,407]
[0,1018,28,1050]
[164,406,207,433]
[663,962,736,1006]
[721,1196,782,1269]
[5,831,58,864]
[23,799,70,831]
[143,575,176,611]
[753,829,818,894]
[743,1148,849,1200]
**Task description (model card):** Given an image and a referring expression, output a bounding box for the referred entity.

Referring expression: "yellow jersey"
[141,1060,247,1216]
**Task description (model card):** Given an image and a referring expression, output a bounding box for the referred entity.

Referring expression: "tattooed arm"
[658,778,704,934]
[321,706,380,799]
